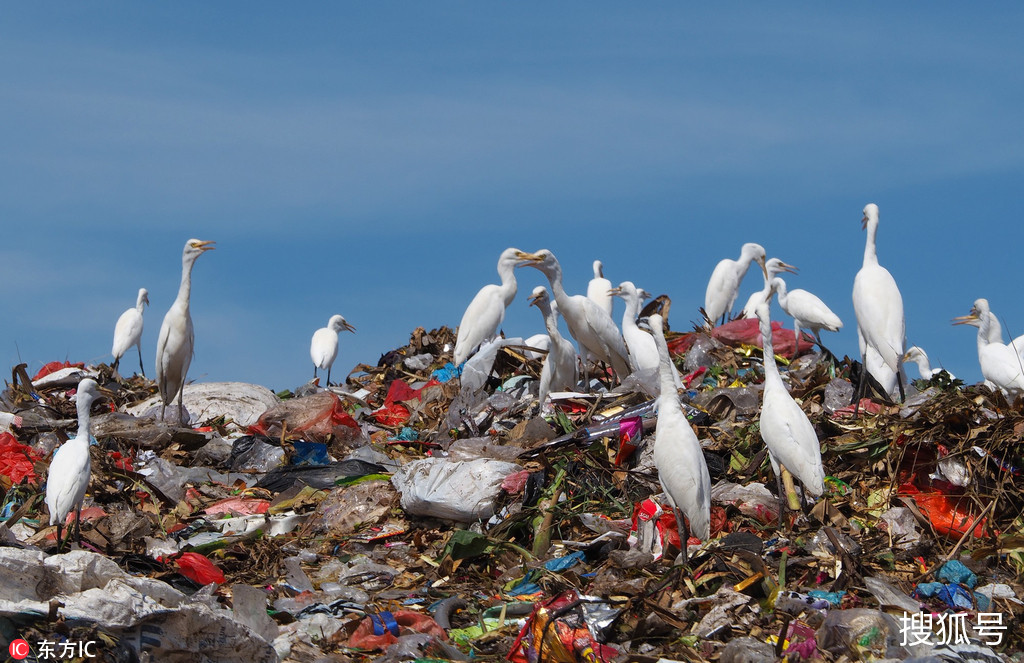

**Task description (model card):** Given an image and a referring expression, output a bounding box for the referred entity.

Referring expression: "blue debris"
[291,441,329,466]
[388,427,419,441]
[937,560,977,589]
[506,581,542,597]
[543,551,586,572]
[807,590,846,607]
[431,362,462,383]
[914,582,974,611]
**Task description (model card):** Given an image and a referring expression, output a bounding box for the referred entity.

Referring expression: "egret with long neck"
[953,298,1024,394]
[611,281,682,395]
[705,242,767,326]
[754,287,825,525]
[112,287,150,376]
[453,247,526,366]
[155,239,215,423]
[519,250,631,381]
[528,286,578,406]
[46,378,101,551]
[649,313,710,562]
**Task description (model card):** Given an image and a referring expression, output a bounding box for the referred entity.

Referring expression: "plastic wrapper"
[307,479,397,536]
[391,457,521,522]
[248,390,359,442]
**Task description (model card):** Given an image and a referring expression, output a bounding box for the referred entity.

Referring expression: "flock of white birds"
[45,203,1024,555]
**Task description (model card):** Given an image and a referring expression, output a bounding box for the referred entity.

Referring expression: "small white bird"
[852,204,905,400]
[586,260,613,318]
[453,248,526,366]
[610,281,682,394]
[155,239,215,424]
[111,288,150,376]
[754,287,825,524]
[953,299,1024,394]
[740,258,798,319]
[649,313,711,558]
[704,242,767,326]
[771,277,843,357]
[311,314,356,386]
[528,286,578,405]
[46,378,101,551]
[903,346,953,380]
[520,250,631,381]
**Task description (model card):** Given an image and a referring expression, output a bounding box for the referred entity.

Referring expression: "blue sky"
[2,5,1023,391]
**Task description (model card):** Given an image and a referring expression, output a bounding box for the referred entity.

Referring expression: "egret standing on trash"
[740,258,797,320]
[648,313,710,562]
[311,314,356,387]
[155,239,214,423]
[519,249,631,381]
[111,288,149,376]
[852,204,905,401]
[754,285,825,525]
[528,286,578,406]
[453,248,527,367]
[610,281,681,395]
[46,378,101,551]
[704,242,767,326]
[771,277,843,358]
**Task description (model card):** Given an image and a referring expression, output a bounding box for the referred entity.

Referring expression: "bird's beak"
[757,256,768,279]
[515,250,545,264]
[951,313,980,326]
[607,286,622,296]
[343,321,356,333]
[528,292,542,307]
[861,213,869,230]
[193,240,216,252]
[142,293,150,305]
[777,261,799,275]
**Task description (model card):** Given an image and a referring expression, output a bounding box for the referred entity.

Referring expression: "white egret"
[311,315,356,386]
[46,378,101,551]
[155,239,215,423]
[586,260,613,318]
[771,277,843,358]
[903,346,953,380]
[610,281,682,394]
[953,299,1024,394]
[111,288,149,376]
[453,248,526,366]
[649,313,711,558]
[852,204,905,400]
[754,288,825,524]
[704,242,767,326]
[528,286,578,405]
[740,258,798,319]
[519,250,631,381]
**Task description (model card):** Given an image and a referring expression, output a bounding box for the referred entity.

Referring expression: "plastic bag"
[391,457,521,522]
[248,391,359,442]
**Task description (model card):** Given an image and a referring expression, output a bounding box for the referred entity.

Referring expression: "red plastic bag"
[372,378,441,426]
[248,391,358,442]
[0,433,41,485]
[171,552,226,585]
[203,497,270,516]
[32,361,85,381]
[899,482,990,540]
[349,610,447,651]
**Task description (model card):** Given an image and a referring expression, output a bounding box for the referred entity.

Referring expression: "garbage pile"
[1,323,1023,662]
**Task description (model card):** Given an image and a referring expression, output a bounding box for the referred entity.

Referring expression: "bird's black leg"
[326,368,332,387]
[679,510,690,567]
[74,506,82,546]
[137,346,145,377]
[313,366,317,380]
[55,523,63,553]
[112,357,120,374]
[160,403,166,422]
[776,471,787,529]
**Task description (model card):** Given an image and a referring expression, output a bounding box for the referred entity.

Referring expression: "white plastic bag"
[391,457,521,522]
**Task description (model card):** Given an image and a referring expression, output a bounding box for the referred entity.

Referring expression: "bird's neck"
[653,328,678,398]
[176,257,196,310]
[863,224,879,266]
[541,265,569,308]
[76,400,92,442]
[916,355,933,376]
[496,261,518,305]
[759,310,784,386]
[620,294,641,330]
[538,302,562,340]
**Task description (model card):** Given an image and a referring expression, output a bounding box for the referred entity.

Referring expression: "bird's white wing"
[454,284,507,365]
[704,260,739,321]
[785,289,842,331]
[579,297,630,375]
[310,327,339,369]
[853,266,904,370]
[112,309,144,358]
[46,443,91,525]
[760,389,824,496]
[653,404,711,540]
[587,277,613,316]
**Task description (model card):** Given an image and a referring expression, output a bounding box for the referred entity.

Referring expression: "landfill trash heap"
[0,322,1022,662]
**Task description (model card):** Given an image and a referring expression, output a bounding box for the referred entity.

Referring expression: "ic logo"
[8,638,30,659]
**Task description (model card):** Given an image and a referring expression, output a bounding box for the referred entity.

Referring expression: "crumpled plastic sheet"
[391,457,522,522]
[0,548,277,662]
